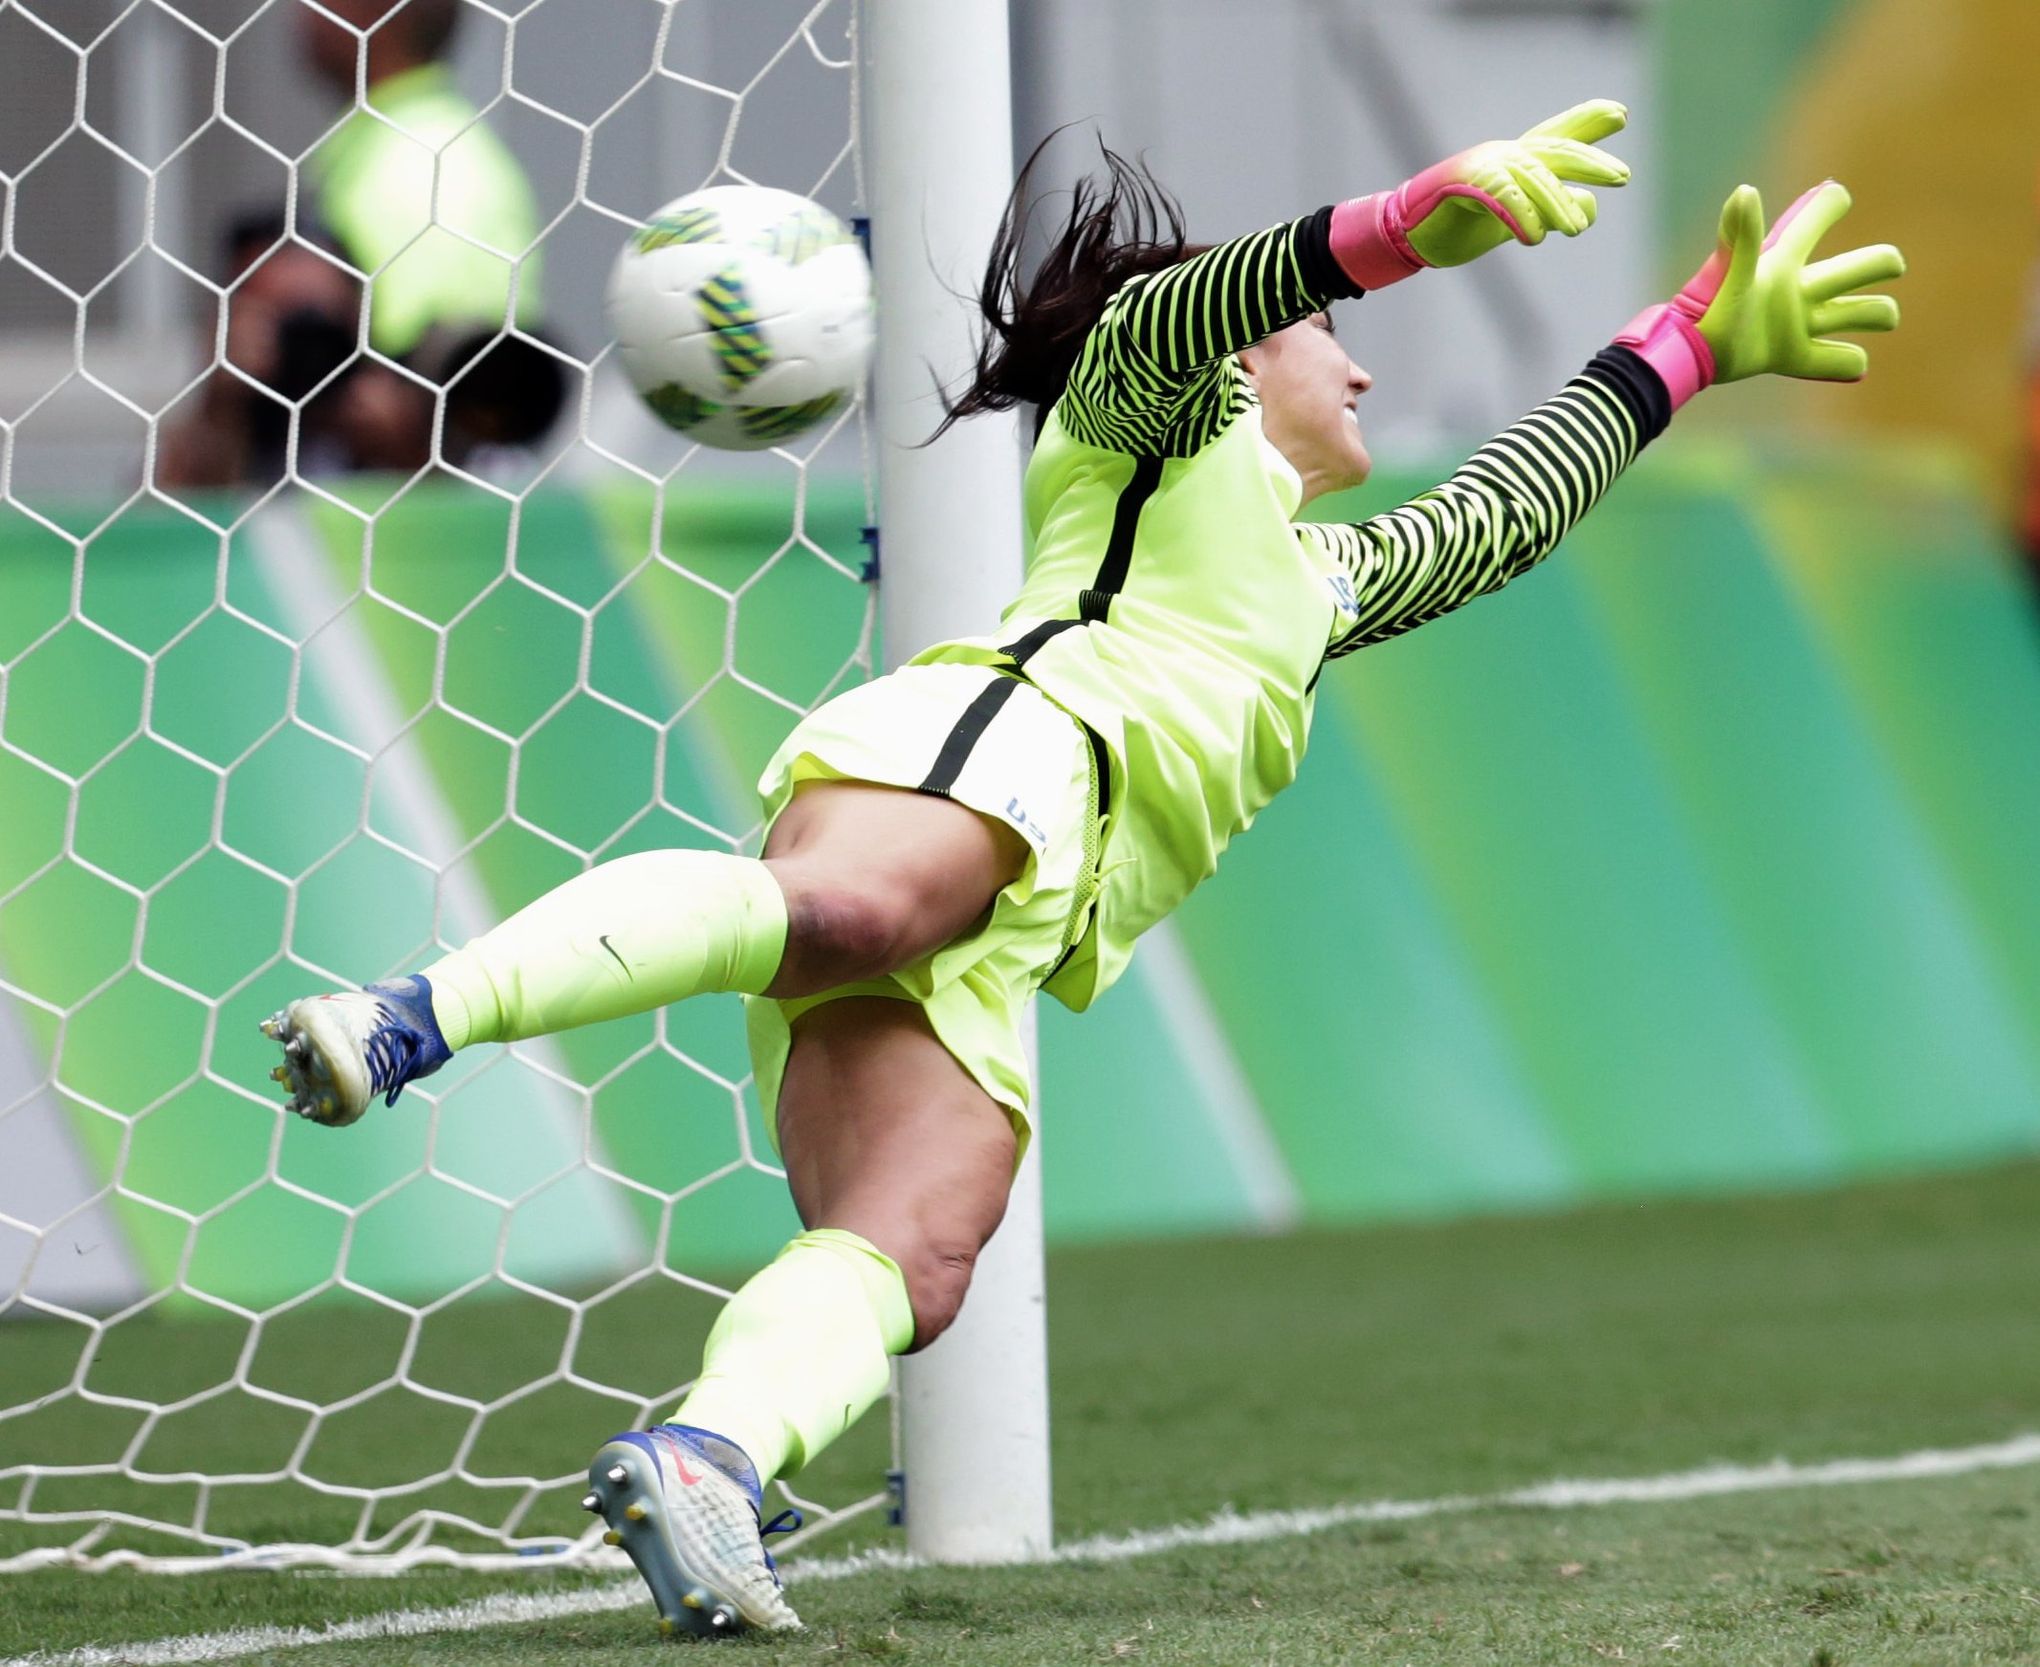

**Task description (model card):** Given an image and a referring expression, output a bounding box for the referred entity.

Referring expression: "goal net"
[0,0,890,1573]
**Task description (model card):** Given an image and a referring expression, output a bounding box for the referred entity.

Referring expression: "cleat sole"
[261,998,372,1128]
[584,1440,798,1638]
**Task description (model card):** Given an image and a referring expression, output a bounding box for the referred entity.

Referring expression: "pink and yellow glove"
[1615,180,1905,411]
[1331,100,1632,290]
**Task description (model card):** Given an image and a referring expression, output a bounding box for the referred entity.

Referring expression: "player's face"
[1237,314,1373,503]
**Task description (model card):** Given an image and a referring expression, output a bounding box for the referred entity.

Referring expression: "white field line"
[9,1432,2040,1667]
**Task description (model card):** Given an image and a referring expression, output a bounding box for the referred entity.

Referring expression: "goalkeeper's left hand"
[1332,100,1632,291]
[1614,180,1904,410]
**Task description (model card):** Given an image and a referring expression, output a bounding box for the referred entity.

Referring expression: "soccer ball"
[606,185,874,451]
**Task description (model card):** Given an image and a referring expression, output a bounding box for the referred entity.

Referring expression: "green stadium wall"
[3,439,2038,1311]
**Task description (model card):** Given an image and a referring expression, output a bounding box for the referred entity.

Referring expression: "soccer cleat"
[585,1423,803,1637]
[258,976,451,1127]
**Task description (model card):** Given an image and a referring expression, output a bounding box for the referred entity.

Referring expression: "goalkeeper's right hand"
[1331,100,1632,291]
[1614,180,1905,411]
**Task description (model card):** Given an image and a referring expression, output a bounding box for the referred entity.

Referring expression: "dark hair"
[932,132,1204,442]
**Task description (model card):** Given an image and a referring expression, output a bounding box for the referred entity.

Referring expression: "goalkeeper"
[262,102,1902,1636]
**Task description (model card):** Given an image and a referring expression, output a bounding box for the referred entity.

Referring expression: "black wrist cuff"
[1585,344,1674,445]
[1298,205,1365,303]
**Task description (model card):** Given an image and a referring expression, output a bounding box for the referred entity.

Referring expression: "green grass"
[6,1161,2040,1664]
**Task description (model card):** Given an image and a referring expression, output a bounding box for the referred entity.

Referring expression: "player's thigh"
[775,995,1016,1349]
[764,780,1027,973]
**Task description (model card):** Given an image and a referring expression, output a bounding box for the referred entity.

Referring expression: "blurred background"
[5,0,2037,501]
[3,0,2039,1340]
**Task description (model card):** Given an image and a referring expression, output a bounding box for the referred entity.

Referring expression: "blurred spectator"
[158,0,562,490]
[155,214,365,489]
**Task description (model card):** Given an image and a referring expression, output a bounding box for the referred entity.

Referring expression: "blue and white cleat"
[259,976,450,1127]
[583,1424,803,1637]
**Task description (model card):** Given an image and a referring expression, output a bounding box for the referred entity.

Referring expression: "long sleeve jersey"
[914,209,1671,1010]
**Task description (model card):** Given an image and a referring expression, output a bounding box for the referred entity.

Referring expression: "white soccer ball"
[606,185,874,452]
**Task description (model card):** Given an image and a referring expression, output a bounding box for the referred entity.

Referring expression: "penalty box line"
[11,1433,2040,1667]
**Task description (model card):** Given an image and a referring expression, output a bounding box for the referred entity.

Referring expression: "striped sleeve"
[1057,208,1360,457]
[1308,348,1671,659]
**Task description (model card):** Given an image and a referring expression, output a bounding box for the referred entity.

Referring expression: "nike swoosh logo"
[598,935,633,980]
[655,1428,703,1486]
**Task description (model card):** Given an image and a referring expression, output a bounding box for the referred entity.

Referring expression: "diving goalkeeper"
[261,102,1902,1636]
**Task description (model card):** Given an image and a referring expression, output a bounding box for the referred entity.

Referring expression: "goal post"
[859,0,1055,1564]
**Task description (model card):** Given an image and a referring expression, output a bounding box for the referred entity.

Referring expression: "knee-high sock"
[418,850,787,1050]
[672,1229,914,1482]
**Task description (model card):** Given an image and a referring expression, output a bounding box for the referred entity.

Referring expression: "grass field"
[6,1160,2040,1665]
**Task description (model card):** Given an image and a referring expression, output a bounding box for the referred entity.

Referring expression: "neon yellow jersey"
[915,212,1667,1009]
[309,64,541,357]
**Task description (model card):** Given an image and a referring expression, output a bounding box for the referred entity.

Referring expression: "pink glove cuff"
[1330,193,1425,292]
[1613,302,1715,412]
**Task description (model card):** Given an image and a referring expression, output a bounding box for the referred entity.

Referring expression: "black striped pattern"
[1057,216,1340,458]
[1309,365,1643,659]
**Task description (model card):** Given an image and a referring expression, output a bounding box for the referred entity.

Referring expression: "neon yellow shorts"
[743,663,1099,1164]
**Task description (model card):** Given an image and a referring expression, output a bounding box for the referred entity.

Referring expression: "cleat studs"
[259,1016,281,1039]
[624,1503,646,1522]
[580,1492,601,1513]
[602,1529,622,1547]
[658,1619,677,1639]
[270,1066,290,1085]
[709,1609,733,1630]
[607,1465,628,1484]
[681,1592,703,1611]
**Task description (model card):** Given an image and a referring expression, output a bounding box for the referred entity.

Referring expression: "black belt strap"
[999,617,1082,667]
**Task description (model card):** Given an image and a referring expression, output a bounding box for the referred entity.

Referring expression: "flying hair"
[931,130,1207,442]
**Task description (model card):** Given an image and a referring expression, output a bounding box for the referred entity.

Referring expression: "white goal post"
[859,0,1054,1566]
[0,0,1046,1575]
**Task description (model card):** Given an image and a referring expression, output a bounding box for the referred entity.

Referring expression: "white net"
[0,0,884,1572]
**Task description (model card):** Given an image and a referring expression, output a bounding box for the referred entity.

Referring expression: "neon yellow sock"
[419,850,787,1049]
[672,1229,915,1482]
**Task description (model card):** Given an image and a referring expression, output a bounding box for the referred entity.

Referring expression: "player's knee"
[898,1239,981,1351]
[779,876,917,985]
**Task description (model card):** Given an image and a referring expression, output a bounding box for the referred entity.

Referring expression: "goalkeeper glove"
[1614,180,1905,410]
[1331,100,1631,291]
